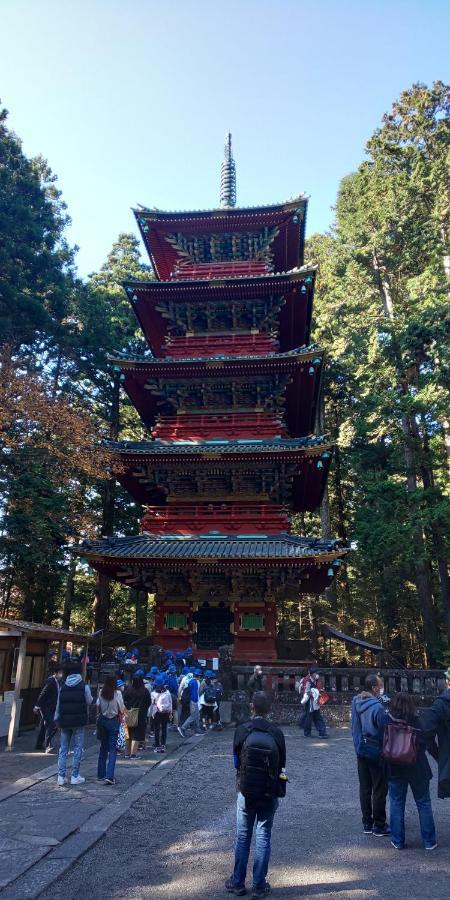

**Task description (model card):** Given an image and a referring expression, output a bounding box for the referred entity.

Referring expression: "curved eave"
[123,269,316,355]
[134,198,308,281]
[107,441,333,463]
[110,346,323,376]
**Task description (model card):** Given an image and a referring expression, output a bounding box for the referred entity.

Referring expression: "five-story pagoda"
[81,135,347,662]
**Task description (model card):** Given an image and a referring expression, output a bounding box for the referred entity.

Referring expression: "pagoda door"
[193,602,234,649]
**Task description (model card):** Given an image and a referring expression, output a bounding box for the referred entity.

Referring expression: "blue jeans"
[58,727,84,778]
[389,775,436,847]
[97,716,120,780]
[232,792,278,890]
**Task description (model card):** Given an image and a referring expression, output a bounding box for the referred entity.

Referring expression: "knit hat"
[117,679,125,688]
[135,669,144,676]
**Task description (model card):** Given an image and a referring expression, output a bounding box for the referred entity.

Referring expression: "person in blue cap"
[178,671,202,737]
[150,675,172,752]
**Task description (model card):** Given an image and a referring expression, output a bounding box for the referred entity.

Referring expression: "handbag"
[116,721,126,751]
[125,707,140,729]
[383,717,418,765]
[318,691,330,706]
[96,715,105,741]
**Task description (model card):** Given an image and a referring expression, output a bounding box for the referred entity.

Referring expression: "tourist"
[297,667,314,698]
[385,692,436,850]
[34,664,64,753]
[421,666,450,799]
[247,665,263,700]
[177,670,202,737]
[212,674,224,729]
[199,671,217,729]
[226,691,286,899]
[151,676,173,752]
[55,663,93,786]
[96,674,125,784]
[178,671,193,730]
[123,674,150,758]
[351,673,389,836]
[165,665,180,727]
[300,671,328,738]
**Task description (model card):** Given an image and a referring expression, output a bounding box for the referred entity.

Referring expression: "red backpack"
[383,716,418,765]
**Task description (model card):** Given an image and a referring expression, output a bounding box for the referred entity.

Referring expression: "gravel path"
[42,728,450,900]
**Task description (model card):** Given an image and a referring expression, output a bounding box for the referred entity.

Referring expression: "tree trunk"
[372,253,438,660]
[419,421,450,643]
[134,589,148,635]
[94,372,121,631]
[62,556,76,629]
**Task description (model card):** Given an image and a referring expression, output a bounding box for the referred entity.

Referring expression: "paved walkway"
[1,727,450,898]
[0,725,192,897]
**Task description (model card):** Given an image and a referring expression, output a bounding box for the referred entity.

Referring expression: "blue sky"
[2,0,449,277]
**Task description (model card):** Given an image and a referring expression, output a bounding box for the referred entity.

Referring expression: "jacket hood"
[65,674,83,687]
[355,692,381,714]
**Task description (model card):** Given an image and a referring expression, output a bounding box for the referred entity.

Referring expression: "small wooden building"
[0,618,88,749]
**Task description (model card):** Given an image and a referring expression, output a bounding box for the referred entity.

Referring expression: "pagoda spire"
[220,131,236,208]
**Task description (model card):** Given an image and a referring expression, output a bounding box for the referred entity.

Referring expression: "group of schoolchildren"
[33,655,224,787]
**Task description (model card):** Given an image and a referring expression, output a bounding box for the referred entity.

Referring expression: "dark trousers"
[357,756,388,828]
[153,712,169,747]
[36,714,57,750]
[304,708,326,737]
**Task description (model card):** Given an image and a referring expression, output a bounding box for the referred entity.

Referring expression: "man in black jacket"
[422,668,450,799]
[34,666,64,752]
[226,692,286,900]
[247,665,264,700]
[55,664,93,786]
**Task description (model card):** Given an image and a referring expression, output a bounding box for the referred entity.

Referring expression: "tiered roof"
[81,138,348,593]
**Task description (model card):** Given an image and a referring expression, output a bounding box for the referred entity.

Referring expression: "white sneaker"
[70,774,85,785]
[57,776,66,786]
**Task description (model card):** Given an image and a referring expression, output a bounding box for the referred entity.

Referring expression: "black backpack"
[203,685,217,704]
[239,723,280,806]
[181,685,191,708]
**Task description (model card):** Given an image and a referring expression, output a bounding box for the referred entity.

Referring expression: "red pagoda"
[82,135,347,661]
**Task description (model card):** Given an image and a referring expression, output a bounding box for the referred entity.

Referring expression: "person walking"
[199,671,217,730]
[301,672,328,738]
[151,676,172,752]
[178,671,193,731]
[123,675,150,758]
[421,667,450,799]
[226,691,286,900]
[247,665,263,700]
[55,663,93,786]
[351,672,390,836]
[385,692,437,850]
[178,670,202,737]
[34,665,64,753]
[96,675,125,784]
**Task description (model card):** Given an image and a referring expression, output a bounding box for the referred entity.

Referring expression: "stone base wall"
[230,690,436,727]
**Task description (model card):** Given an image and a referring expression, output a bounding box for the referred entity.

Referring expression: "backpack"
[239,724,280,806]
[156,690,172,714]
[203,685,217,705]
[180,685,191,708]
[383,717,418,765]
